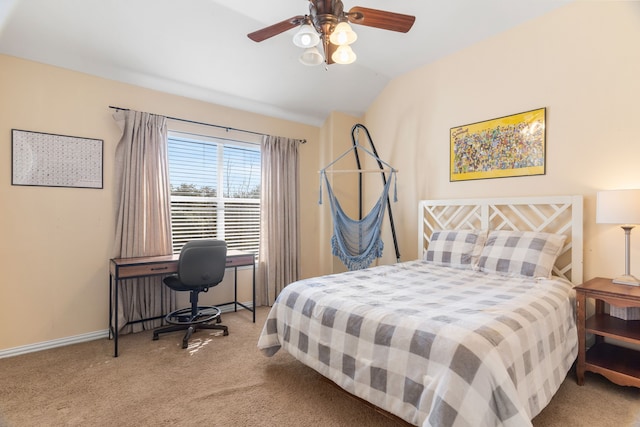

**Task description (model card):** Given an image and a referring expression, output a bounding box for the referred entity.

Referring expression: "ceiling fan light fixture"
[299,46,324,66]
[293,24,320,48]
[331,44,356,65]
[329,21,357,46]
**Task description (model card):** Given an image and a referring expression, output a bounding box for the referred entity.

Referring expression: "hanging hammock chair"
[319,137,398,271]
[320,168,397,270]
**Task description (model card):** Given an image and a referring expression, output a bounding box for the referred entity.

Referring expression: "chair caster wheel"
[223,330,229,336]
[152,335,159,341]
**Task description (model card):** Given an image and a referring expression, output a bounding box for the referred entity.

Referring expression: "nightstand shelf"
[585,343,640,385]
[575,277,640,388]
[586,314,640,343]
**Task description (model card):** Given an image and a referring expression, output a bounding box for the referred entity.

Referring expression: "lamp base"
[612,274,640,286]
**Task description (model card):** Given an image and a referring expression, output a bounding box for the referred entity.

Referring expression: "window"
[167,132,261,255]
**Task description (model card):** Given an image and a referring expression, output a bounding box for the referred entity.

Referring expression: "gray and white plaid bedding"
[258,260,577,427]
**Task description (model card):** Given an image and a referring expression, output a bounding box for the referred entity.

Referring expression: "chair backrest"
[177,240,228,287]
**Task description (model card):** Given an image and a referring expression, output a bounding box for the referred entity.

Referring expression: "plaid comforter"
[258,261,577,427]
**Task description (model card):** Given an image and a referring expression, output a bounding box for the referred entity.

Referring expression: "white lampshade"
[329,22,357,46]
[293,24,320,48]
[331,44,356,65]
[299,46,323,66]
[596,189,640,225]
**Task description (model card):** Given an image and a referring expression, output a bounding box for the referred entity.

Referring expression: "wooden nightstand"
[575,277,640,387]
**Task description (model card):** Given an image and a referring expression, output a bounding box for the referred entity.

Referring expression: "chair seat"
[163,275,208,292]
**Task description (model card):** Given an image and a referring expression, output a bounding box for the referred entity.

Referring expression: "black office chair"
[152,239,229,348]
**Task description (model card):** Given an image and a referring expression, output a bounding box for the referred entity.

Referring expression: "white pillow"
[424,230,487,270]
[476,230,566,278]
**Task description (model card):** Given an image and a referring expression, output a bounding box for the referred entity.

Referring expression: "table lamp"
[596,189,640,286]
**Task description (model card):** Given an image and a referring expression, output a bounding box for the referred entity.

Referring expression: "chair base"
[152,305,229,349]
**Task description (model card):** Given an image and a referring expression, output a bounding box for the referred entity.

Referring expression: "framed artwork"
[450,108,546,182]
[11,129,103,189]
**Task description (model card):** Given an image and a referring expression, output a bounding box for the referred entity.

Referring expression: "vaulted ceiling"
[0,0,571,126]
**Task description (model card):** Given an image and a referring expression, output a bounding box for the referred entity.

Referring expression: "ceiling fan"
[248,0,415,66]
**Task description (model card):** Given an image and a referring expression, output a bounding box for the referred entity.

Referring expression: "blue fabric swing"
[319,144,397,271]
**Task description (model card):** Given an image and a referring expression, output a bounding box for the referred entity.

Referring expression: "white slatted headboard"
[418,196,584,284]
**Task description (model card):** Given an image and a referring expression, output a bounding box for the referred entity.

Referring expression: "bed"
[258,196,583,426]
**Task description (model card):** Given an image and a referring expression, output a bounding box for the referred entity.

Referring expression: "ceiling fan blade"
[248,16,306,42]
[347,7,415,33]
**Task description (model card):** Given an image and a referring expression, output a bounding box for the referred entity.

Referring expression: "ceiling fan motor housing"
[309,0,344,37]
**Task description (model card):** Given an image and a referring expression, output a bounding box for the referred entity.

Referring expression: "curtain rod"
[108,105,307,144]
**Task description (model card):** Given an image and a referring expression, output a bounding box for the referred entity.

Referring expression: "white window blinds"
[167,133,260,255]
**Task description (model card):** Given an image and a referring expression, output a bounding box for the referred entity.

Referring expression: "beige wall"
[0,55,321,351]
[363,1,640,282]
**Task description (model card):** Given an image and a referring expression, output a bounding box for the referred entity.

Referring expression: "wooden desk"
[109,250,255,357]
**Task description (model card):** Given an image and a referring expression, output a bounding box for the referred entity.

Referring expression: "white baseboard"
[0,330,109,359]
[0,302,253,359]
[219,303,251,313]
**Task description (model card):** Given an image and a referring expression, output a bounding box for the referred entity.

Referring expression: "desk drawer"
[116,262,178,279]
[226,255,255,268]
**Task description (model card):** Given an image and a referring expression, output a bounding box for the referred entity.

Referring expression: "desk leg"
[109,274,113,340]
[114,275,119,357]
[234,266,238,312]
[227,262,256,323]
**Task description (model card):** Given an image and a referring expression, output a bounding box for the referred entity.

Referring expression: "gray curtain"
[112,110,174,333]
[258,135,301,305]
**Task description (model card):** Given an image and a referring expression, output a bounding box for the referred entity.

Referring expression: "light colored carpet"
[1,307,639,426]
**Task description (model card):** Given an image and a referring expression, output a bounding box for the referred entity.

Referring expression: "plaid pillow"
[477,230,566,278]
[424,230,487,269]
